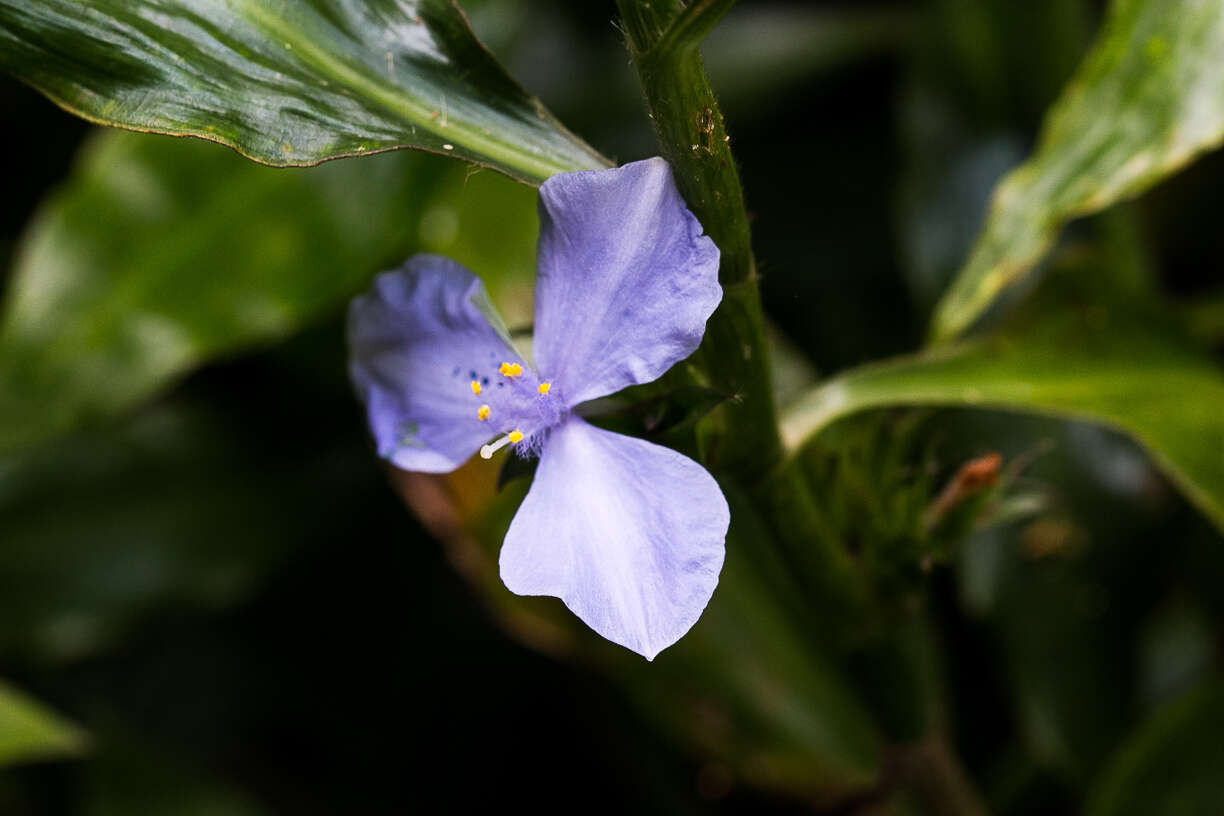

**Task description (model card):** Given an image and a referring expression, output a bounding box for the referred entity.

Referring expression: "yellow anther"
[477,404,490,421]
[470,380,482,395]
[508,429,524,443]
[537,382,551,395]
[499,362,523,377]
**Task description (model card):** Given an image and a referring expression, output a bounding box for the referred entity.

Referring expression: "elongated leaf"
[931,0,1224,340]
[782,257,1224,532]
[0,679,86,766]
[1086,683,1224,816]
[0,129,538,457]
[0,0,609,183]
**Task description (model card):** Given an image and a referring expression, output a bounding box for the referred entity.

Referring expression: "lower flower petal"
[499,418,728,660]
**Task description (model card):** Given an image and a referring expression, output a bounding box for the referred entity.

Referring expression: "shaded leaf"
[932,0,1224,339]
[582,385,732,441]
[0,679,86,766]
[390,467,884,801]
[0,129,538,457]
[1086,683,1224,816]
[898,0,1092,316]
[0,399,339,662]
[703,5,911,114]
[82,728,268,816]
[0,0,609,184]
[782,251,1224,533]
[496,452,537,491]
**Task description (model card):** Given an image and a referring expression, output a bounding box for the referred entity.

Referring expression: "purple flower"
[348,158,729,660]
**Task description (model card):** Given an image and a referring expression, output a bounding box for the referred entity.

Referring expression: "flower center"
[464,360,564,459]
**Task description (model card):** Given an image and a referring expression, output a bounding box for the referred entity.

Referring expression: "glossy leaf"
[931,0,1224,339]
[0,129,538,457]
[782,258,1224,533]
[1086,683,1224,816]
[0,679,86,766]
[0,0,609,183]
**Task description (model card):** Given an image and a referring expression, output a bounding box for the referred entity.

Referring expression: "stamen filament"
[480,429,525,459]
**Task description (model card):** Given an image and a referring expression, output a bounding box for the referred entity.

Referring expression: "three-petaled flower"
[348,158,729,660]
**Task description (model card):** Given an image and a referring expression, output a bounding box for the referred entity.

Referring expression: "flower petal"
[533,157,722,406]
[348,255,530,473]
[499,418,728,660]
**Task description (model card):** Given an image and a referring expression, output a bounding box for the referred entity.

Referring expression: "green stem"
[615,0,782,476]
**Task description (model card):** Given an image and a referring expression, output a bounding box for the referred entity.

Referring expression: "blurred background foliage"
[1,0,1223,813]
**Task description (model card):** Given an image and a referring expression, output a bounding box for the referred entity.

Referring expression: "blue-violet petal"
[532,158,722,406]
[348,255,531,473]
[499,417,728,660]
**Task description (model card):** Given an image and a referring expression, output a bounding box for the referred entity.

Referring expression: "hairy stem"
[615,0,782,476]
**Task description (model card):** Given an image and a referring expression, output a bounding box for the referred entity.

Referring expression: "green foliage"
[932,0,1224,339]
[0,0,608,182]
[0,129,537,457]
[0,679,86,767]
[1086,683,1224,816]
[782,249,1224,533]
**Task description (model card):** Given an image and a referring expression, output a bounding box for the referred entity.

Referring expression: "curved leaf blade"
[782,266,1224,532]
[0,679,86,766]
[0,0,610,183]
[1086,683,1224,816]
[931,0,1224,340]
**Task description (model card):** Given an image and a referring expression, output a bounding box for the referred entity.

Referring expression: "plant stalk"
[615,0,782,476]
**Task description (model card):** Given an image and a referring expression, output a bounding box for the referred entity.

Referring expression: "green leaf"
[0,0,609,183]
[781,252,1224,533]
[0,678,86,766]
[931,0,1224,340]
[0,129,538,457]
[1086,682,1224,816]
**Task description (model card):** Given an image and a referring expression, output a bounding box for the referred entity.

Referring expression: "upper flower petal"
[348,255,531,473]
[499,417,728,660]
[532,157,722,406]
